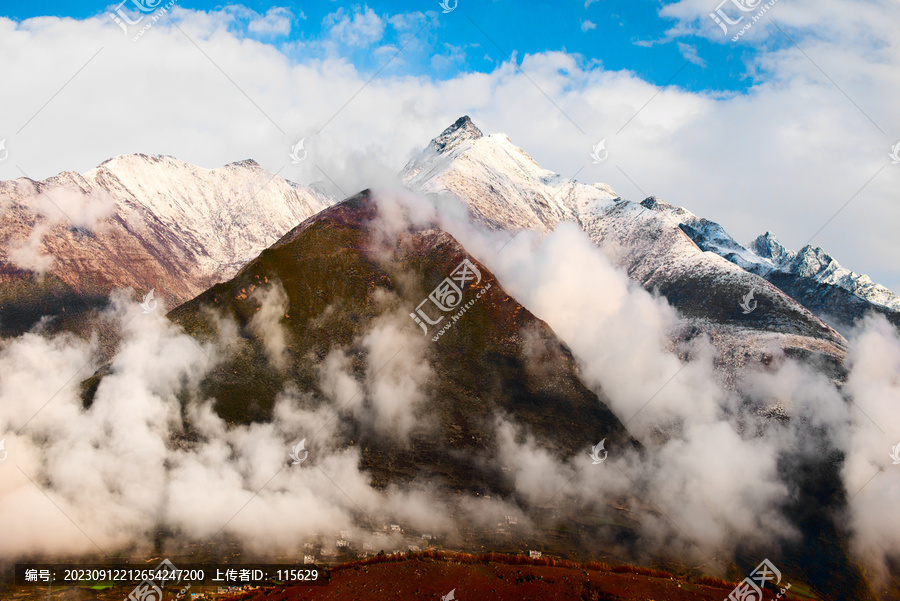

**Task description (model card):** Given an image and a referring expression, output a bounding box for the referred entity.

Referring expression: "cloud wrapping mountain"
[0,121,899,598]
[2,1,899,291]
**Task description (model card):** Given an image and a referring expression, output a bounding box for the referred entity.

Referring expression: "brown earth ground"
[0,553,822,601]
[246,554,818,601]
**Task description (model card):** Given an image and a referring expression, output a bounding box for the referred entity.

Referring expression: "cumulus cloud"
[2,185,900,583]
[361,320,431,442]
[3,3,900,579]
[0,288,512,560]
[247,7,295,37]
[323,6,385,48]
[838,315,900,581]
[368,187,900,573]
[318,310,432,443]
[0,2,897,291]
[4,185,116,273]
[425,209,722,436]
[581,20,596,32]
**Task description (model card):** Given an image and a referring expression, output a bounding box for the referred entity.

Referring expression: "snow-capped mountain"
[402,117,853,372]
[0,154,332,335]
[676,218,900,330]
[3,115,894,364]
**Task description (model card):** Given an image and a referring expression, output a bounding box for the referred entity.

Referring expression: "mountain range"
[0,154,332,336]
[3,115,895,349]
[400,117,896,379]
[2,116,896,599]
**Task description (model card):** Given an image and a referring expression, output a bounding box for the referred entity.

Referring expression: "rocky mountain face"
[158,192,648,564]
[397,117,883,597]
[166,191,639,484]
[0,154,332,336]
[401,116,882,378]
[3,116,893,364]
[678,222,900,331]
[2,119,885,599]
[161,188,869,598]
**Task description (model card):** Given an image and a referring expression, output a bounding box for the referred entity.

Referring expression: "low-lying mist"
[0,188,898,590]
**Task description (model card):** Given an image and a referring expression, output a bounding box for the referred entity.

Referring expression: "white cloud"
[0,0,897,297]
[369,187,899,571]
[1,182,899,578]
[840,316,900,582]
[0,290,511,558]
[323,6,385,48]
[581,20,596,32]
[32,187,115,229]
[677,41,705,67]
[249,281,290,369]
[247,7,296,37]
[8,223,54,273]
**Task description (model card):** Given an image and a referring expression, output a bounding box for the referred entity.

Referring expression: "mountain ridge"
[0,153,334,336]
[400,118,851,377]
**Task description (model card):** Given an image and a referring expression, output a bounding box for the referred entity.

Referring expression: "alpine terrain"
[0,154,333,337]
[2,117,898,601]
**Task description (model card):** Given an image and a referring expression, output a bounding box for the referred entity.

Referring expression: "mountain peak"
[97,153,173,168]
[640,196,669,211]
[227,158,262,170]
[749,232,794,266]
[432,115,483,153]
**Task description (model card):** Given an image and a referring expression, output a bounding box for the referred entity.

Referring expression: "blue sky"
[5,0,766,93]
[1,0,899,292]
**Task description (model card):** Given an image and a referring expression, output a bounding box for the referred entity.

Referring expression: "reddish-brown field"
[232,553,798,601]
[1,553,818,601]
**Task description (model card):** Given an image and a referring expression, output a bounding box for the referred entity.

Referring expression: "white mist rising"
[0,188,898,585]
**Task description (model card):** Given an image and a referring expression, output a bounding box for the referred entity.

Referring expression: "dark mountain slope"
[167,190,639,495]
